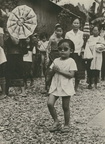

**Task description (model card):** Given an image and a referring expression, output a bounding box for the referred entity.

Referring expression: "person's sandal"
[60,126,70,133]
[19,93,27,97]
[49,123,61,132]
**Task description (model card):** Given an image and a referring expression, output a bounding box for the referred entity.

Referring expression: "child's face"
[32,34,38,44]
[26,37,30,43]
[58,42,71,59]
[42,36,47,42]
[92,27,99,36]
[55,27,63,37]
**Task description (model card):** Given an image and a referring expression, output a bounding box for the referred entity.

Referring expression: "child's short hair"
[39,32,48,40]
[58,39,75,53]
[55,23,62,30]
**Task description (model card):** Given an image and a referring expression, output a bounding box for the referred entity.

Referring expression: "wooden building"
[18,0,78,36]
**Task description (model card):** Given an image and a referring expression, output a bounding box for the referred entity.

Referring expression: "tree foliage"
[0,0,19,28]
[0,0,18,11]
[50,0,61,3]
[58,9,73,34]
[58,4,86,34]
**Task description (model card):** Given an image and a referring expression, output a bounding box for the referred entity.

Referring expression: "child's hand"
[53,65,60,73]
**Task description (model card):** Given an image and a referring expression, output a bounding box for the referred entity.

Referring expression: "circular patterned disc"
[7,5,37,39]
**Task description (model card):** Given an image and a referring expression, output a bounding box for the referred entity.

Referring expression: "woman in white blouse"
[65,18,85,91]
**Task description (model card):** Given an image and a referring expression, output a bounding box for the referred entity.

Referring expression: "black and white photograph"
[0,0,105,143]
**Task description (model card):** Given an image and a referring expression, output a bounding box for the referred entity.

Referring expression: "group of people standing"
[0,17,105,132]
[46,18,105,132]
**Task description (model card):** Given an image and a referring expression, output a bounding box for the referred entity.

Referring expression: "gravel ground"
[0,78,105,144]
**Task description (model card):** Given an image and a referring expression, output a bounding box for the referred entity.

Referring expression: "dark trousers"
[101,52,105,80]
[88,70,100,85]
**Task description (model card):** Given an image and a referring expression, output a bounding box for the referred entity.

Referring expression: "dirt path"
[0,78,105,144]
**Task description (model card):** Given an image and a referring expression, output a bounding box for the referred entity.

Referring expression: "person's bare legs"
[75,79,79,91]
[0,84,6,99]
[20,86,27,97]
[47,94,59,124]
[62,96,70,126]
[41,54,45,77]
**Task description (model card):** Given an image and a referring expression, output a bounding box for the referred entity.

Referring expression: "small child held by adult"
[38,32,49,77]
[47,39,77,133]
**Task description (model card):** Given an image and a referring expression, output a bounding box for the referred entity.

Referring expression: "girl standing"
[47,23,63,65]
[101,51,105,80]
[0,24,7,99]
[0,47,7,99]
[31,33,41,78]
[0,22,7,99]
[38,32,49,77]
[23,37,36,89]
[46,24,63,91]
[47,39,77,132]
[5,35,25,96]
[65,18,85,91]
[86,26,105,89]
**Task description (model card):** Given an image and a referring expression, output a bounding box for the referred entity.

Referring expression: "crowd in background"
[0,18,105,100]
[1,17,105,132]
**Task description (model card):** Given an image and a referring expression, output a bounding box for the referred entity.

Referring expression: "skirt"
[45,50,60,91]
[88,70,100,84]
[101,51,105,80]
[70,53,85,80]
[0,63,6,85]
[6,54,24,87]
[0,62,6,78]
[23,62,33,80]
[33,53,41,78]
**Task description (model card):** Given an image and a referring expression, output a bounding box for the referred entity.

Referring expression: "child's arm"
[46,68,55,82]
[59,70,75,79]
[53,65,75,79]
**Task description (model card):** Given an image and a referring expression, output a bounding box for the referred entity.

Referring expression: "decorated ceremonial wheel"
[7,5,37,39]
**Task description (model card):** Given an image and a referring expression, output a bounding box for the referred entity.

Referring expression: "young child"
[47,24,63,64]
[47,39,77,133]
[0,47,7,99]
[23,36,36,89]
[86,26,105,89]
[46,24,63,92]
[31,33,42,78]
[38,32,49,77]
[0,25,7,99]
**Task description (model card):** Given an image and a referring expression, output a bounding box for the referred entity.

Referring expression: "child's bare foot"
[30,81,34,87]
[88,84,92,89]
[0,94,7,100]
[0,126,5,132]
[94,84,97,89]
[49,122,61,132]
[41,90,47,94]
[60,125,70,133]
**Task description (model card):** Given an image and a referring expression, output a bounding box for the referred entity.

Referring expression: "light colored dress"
[48,32,63,53]
[65,30,84,55]
[87,35,105,70]
[0,47,7,64]
[49,58,77,96]
[23,47,36,62]
[65,29,85,80]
